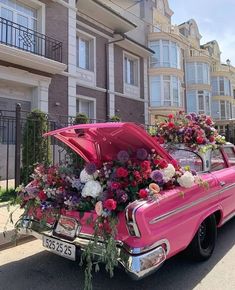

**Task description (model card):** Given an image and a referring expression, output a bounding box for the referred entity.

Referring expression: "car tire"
[187,214,217,261]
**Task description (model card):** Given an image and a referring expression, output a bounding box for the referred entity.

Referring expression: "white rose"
[160,164,175,182]
[80,169,95,183]
[177,171,195,188]
[81,180,102,198]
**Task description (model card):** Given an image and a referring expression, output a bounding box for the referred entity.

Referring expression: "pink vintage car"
[18,122,235,279]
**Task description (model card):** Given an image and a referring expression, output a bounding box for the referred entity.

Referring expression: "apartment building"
[0,0,68,116]
[148,0,235,129]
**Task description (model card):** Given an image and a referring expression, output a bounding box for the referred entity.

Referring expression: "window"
[197,90,211,115]
[168,148,203,172]
[210,149,226,171]
[220,100,231,120]
[150,75,181,107]
[149,40,180,69]
[211,76,231,96]
[0,0,38,50]
[224,147,235,166]
[77,36,94,71]
[76,98,95,119]
[124,55,139,86]
[186,62,210,85]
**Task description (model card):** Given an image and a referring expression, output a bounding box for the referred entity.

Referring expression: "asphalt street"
[0,218,235,290]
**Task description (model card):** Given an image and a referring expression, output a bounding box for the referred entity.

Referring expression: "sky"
[169,0,235,65]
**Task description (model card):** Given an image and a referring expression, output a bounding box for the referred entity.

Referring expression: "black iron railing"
[0,17,62,62]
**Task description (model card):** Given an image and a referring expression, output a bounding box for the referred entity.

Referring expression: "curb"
[0,229,35,251]
[0,202,9,208]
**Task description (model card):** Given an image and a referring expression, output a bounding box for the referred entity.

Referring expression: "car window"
[223,147,235,166]
[210,149,226,171]
[168,149,203,172]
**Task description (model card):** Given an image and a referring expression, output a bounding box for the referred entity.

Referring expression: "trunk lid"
[44,122,173,167]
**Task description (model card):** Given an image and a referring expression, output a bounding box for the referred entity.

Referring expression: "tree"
[21,110,51,184]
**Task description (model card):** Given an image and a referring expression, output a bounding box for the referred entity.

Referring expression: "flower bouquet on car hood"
[16,122,204,290]
[151,112,226,152]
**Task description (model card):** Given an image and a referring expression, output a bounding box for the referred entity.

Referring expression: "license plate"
[54,215,80,239]
[42,235,76,261]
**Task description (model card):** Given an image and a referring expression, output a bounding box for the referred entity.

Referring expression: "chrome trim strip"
[149,183,235,225]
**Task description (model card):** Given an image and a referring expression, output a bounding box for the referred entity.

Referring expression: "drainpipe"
[105,34,125,120]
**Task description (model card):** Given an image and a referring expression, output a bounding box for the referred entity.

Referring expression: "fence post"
[15,103,21,188]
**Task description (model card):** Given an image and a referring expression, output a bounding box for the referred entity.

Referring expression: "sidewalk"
[0,202,27,249]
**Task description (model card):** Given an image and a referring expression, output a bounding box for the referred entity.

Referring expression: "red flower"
[38,190,47,201]
[209,136,215,142]
[131,181,137,187]
[141,161,151,171]
[138,189,148,199]
[35,207,43,220]
[168,114,174,119]
[110,182,121,190]
[196,136,204,144]
[168,122,175,129]
[206,117,212,125]
[104,199,117,211]
[116,167,129,178]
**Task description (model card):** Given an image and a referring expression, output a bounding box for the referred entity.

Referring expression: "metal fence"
[0,16,63,62]
[1,105,235,192]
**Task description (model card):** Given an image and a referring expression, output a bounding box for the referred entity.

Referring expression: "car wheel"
[187,214,217,261]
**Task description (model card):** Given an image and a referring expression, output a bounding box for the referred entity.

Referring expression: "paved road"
[1,218,235,290]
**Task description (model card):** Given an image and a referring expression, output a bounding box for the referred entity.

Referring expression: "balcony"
[0,17,66,74]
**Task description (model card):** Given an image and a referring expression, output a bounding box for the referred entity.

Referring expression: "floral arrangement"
[150,112,226,151]
[16,146,203,290]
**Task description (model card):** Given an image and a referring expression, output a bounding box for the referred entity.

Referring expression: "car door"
[210,148,235,220]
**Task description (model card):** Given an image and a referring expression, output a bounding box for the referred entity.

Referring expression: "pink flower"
[168,114,174,119]
[168,122,175,129]
[141,161,151,171]
[104,199,117,211]
[110,182,121,190]
[196,136,204,144]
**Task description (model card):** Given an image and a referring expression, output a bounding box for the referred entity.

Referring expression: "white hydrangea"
[81,180,102,198]
[177,171,195,188]
[80,169,95,183]
[160,164,175,182]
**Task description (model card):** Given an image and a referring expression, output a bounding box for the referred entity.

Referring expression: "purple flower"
[191,170,197,176]
[185,114,192,121]
[117,150,129,163]
[136,148,148,160]
[150,170,163,183]
[85,162,97,175]
[116,189,128,203]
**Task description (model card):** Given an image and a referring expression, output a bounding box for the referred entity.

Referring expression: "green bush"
[0,188,16,203]
[21,110,51,184]
[109,115,121,122]
[67,113,89,169]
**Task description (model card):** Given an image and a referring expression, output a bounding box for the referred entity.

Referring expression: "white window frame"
[123,52,140,87]
[123,51,140,98]
[0,0,45,34]
[76,95,96,120]
[196,90,211,115]
[149,40,181,69]
[150,75,181,107]
[186,62,210,85]
[76,29,96,87]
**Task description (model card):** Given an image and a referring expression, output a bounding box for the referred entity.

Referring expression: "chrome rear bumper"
[17,218,168,280]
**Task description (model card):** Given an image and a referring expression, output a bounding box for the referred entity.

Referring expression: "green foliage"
[74,113,89,124]
[68,113,89,168]
[21,110,51,184]
[109,115,121,122]
[0,188,16,203]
